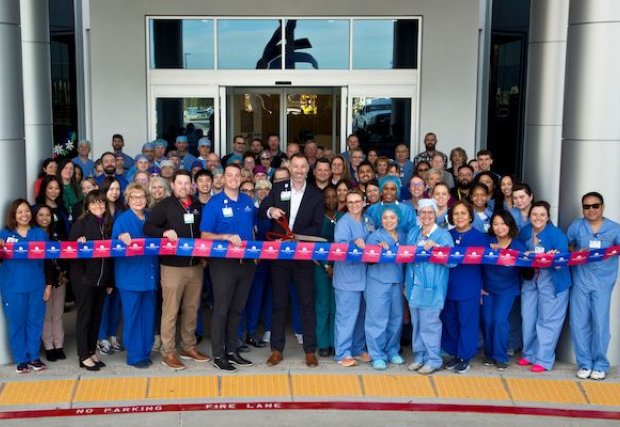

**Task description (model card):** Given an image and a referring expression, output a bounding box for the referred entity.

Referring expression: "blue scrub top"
[405,224,454,309]
[447,227,488,300]
[509,207,530,230]
[73,157,95,178]
[567,217,620,290]
[112,209,159,291]
[366,228,405,283]
[520,222,571,294]
[0,227,47,294]
[333,213,371,291]
[483,236,526,296]
[200,191,256,241]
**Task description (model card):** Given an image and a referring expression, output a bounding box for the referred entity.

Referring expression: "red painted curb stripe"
[0,401,619,420]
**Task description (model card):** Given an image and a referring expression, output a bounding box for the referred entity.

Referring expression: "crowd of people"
[0,131,618,380]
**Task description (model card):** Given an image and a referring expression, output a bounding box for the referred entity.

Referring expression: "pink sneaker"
[517,357,531,366]
[530,364,545,373]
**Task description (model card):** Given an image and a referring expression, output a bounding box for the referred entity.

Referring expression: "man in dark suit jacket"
[258,153,324,367]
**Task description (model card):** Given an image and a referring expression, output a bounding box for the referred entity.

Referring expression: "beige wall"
[89,0,480,159]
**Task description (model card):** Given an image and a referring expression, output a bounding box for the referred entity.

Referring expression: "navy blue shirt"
[200,191,256,241]
[483,237,526,296]
[447,227,488,300]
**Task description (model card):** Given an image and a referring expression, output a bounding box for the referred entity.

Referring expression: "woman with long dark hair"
[34,205,69,362]
[35,175,70,238]
[56,158,82,221]
[97,176,124,354]
[0,199,50,373]
[481,210,526,370]
[69,190,114,371]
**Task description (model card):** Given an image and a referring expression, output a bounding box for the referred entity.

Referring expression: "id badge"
[534,246,545,254]
[183,213,195,224]
[222,207,233,218]
[280,191,291,201]
[6,236,18,243]
[589,240,602,249]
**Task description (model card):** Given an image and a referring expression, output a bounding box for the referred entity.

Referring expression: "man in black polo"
[144,170,210,370]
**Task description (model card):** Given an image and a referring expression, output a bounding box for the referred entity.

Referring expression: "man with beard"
[413,132,447,167]
[96,152,129,191]
[450,164,474,202]
[356,161,375,194]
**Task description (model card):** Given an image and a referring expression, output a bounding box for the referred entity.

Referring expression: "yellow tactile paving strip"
[73,377,148,402]
[362,374,435,398]
[148,376,218,399]
[507,378,587,405]
[0,374,618,408]
[0,379,76,406]
[433,376,509,401]
[221,374,289,398]
[581,382,620,406]
[291,374,362,397]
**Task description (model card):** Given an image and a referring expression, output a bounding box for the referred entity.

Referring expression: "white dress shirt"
[289,181,306,230]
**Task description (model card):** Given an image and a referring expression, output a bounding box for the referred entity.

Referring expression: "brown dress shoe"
[305,352,319,367]
[179,347,211,362]
[161,352,186,370]
[267,350,283,366]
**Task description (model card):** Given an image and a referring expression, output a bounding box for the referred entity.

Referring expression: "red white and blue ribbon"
[1,239,619,268]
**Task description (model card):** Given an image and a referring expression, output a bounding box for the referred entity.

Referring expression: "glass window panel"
[283,19,349,69]
[156,98,215,156]
[353,19,418,69]
[229,92,280,153]
[218,19,282,69]
[149,19,214,69]
[352,97,411,157]
[286,92,335,150]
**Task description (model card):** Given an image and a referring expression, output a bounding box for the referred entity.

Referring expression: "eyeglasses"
[130,195,147,200]
[417,168,429,172]
[410,183,425,188]
[582,203,602,210]
[260,157,272,160]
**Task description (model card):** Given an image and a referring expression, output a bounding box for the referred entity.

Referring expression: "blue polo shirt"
[200,191,256,241]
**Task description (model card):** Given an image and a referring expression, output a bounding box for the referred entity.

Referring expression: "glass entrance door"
[227,87,339,153]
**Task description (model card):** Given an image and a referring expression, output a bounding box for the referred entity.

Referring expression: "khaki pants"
[160,264,203,353]
[42,285,66,350]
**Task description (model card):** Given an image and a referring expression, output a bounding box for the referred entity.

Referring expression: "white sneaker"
[418,364,437,375]
[408,361,424,371]
[590,370,606,380]
[576,368,592,379]
[295,333,303,345]
[262,331,271,344]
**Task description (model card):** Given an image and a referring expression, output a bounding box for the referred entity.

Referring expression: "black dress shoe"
[94,360,106,368]
[246,335,266,348]
[46,349,58,362]
[80,360,100,371]
[318,348,331,358]
[55,348,67,360]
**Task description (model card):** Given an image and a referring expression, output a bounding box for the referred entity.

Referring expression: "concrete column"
[0,0,27,365]
[21,0,53,202]
[522,0,570,222]
[557,0,620,366]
